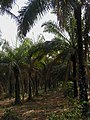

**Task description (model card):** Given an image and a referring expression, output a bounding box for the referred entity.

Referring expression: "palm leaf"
[0,0,16,9]
[42,20,65,37]
[42,20,70,44]
[0,7,19,21]
[18,0,51,36]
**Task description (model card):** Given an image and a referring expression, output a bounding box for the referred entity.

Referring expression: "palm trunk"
[28,71,32,100]
[9,75,13,99]
[74,4,88,112]
[15,73,20,104]
[84,3,90,89]
[71,54,78,98]
[63,61,70,97]
[35,75,39,96]
[14,66,20,104]
[84,35,89,89]
[48,79,51,89]
[44,78,47,92]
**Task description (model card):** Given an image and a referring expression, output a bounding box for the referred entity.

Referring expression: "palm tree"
[42,19,78,97]
[0,39,32,104]
[74,3,88,112]
[18,0,89,111]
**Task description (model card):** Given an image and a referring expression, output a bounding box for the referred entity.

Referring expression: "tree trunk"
[44,78,47,92]
[71,54,78,98]
[48,79,51,89]
[13,65,20,104]
[74,4,88,112]
[28,70,32,100]
[15,73,20,104]
[84,3,90,89]
[9,75,13,99]
[35,75,39,96]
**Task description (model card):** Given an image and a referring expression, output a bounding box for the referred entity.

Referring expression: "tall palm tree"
[74,2,88,112]
[42,19,78,97]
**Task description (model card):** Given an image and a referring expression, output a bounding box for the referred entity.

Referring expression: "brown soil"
[0,90,73,120]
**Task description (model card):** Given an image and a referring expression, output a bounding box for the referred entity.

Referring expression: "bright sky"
[0,0,57,47]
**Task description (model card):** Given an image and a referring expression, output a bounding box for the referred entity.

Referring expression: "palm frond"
[0,7,19,21]
[0,0,16,9]
[42,20,70,42]
[42,21,61,35]
[52,37,69,49]
[18,0,51,36]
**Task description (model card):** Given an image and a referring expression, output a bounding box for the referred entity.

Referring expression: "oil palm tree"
[0,38,33,104]
[0,41,21,104]
[18,0,89,111]
[42,19,78,97]
[74,3,88,112]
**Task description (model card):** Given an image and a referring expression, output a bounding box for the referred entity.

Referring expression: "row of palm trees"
[0,18,88,105]
[0,36,69,102]
[0,0,90,112]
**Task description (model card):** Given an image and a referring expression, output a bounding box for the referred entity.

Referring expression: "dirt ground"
[0,90,69,120]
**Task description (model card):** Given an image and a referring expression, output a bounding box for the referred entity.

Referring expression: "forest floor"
[0,89,90,120]
[0,89,70,120]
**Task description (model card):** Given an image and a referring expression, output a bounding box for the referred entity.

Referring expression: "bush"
[65,81,74,98]
[48,100,82,120]
[48,110,81,120]
[1,109,20,120]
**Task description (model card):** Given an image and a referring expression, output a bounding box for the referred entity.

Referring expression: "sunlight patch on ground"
[22,109,45,116]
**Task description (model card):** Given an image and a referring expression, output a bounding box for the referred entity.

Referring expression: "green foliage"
[48,113,60,120]
[1,109,20,120]
[18,0,50,36]
[65,81,74,98]
[48,100,82,120]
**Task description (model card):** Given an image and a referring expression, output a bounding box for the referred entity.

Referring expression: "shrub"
[48,99,82,120]
[65,81,74,98]
[1,109,20,120]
